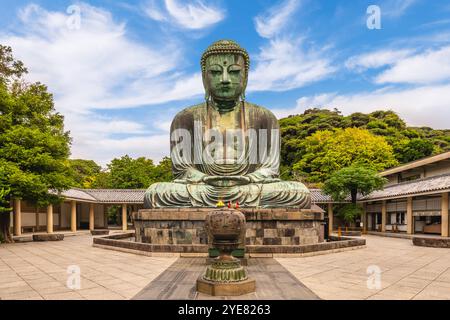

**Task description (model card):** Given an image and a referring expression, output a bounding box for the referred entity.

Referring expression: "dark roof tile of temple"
[58,188,97,202]
[362,173,450,201]
[85,189,146,203]
[60,188,146,203]
[310,189,335,203]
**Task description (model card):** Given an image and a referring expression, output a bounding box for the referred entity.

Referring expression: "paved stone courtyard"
[0,235,177,300]
[277,235,450,300]
[0,234,449,300]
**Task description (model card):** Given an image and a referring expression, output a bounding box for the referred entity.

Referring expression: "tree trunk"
[351,189,358,204]
[0,212,13,243]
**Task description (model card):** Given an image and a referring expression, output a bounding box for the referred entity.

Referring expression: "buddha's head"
[201,40,250,103]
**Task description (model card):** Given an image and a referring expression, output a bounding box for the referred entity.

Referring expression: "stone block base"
[413,236,450,248]
[133,207,325,248]
[90,230,110,236]
[196,277,256,296]
[32,234,64,241]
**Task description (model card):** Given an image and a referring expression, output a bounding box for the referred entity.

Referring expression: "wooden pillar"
[362,203,367,233]
[13,199,21,236]
[122,204,127,231]
[442,192,449,237]
[407,197,413,234]
[35,208,39,232]
[89,203,95,231]
[46,204,53,233]
[70,200,77,232]
[327,203,333,235]
[381,200,387,232]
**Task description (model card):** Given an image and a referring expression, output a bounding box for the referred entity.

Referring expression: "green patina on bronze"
[144,39,311,208]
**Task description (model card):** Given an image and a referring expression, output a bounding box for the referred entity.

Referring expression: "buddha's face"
[204,53,246,102]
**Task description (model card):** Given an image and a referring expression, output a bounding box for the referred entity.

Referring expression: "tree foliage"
[68,159,101,188]
[293,128,398,183]
[336,204,363,225]
[323,165,387,225]
[322,164,387,203]
[280,108,448,181]
[0,45,72,242]
[90,156,173,189]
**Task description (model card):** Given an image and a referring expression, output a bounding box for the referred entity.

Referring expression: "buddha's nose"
[221,70,231,85]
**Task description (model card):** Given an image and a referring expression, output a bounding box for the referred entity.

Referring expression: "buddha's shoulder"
[173,103,206,118]
[245,102,278,120]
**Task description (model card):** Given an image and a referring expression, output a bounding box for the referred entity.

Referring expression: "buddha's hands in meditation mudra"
[143,40,310,208]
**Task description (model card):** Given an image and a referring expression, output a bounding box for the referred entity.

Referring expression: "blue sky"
[1,0,450,166]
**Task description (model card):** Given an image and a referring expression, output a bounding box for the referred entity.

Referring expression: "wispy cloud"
[381,0,417,18]
[0,3,203,165]
[254,0,301,38]
[375,46,450,84]
[144,0,225,30]
[249,38,335,91]
[345,49,414,72]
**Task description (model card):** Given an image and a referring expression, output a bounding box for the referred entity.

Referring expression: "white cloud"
[375,46,450,84]
[72,130,169,166]
[254,0,301,38]
[273,84,450,129]
[144,0,225,30]
[0,3,203,165]
[345,49,414,72]
[248,38,335,91]
[143,0,167,22]
[382,0,417,18]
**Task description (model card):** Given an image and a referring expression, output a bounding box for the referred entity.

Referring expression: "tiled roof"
[309,189,348,203]
[59,188,146,203]
[85,189,146,203]
[362,173,450,201]
[59,188,97,202]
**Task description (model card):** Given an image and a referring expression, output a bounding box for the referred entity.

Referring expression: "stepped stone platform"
[132,207,325,248]
[32,233,64,241]
[413,236,450,248]
[90,229,110,236]
[132,257,320,300]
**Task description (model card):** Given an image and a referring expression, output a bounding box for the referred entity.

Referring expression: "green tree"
[395,138,434,163]
[293,128,398,183]
[102,155,173,189]
[323,164,387,225]
[279,108,450,180]
[68,159,101,188]
[152,157,173,182]
[0,45,72,242]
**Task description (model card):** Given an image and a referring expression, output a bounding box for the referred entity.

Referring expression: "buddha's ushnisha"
[144,40,310,208]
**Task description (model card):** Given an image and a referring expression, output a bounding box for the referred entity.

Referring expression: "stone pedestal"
[197,277,256,296]
[132,207,324,251]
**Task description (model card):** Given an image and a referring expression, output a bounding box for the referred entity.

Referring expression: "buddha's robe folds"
[144,102,310,208]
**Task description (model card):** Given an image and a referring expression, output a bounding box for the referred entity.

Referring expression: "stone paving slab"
[277,235,450,300]
[2,233,450,300]
[132,257,319,300]
[0,234,177,300]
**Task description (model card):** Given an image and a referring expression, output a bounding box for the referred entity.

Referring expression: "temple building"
[361,151,450,237]
[9,152,450,239]
[9,189,145,236]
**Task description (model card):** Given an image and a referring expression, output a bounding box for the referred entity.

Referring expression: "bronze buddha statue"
[144,40,310,208]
